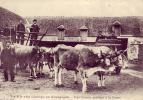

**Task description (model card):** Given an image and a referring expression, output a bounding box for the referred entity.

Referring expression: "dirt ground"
[0,64,143,100]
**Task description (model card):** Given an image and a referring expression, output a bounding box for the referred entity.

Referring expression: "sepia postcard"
[0,0,143,100]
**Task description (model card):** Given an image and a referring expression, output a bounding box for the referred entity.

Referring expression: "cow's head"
[31,46,45,62]
[100,51,112,69]
[106,50,127,73]
[109,50,126,65]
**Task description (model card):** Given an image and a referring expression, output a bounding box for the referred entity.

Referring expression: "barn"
[26,16,143,61]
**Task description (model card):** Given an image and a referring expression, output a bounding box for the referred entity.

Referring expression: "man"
[96,31,105,42]
[30,19,40,46]
[2,24,11,47]
[11,27,16,43]
[17,20,25,45]
[3,24,10,37]
[1,41,16,82]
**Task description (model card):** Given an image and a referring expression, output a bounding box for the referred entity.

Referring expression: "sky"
[0,0,143,17]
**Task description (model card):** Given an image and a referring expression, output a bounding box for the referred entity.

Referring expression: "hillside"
[0,7,24,29]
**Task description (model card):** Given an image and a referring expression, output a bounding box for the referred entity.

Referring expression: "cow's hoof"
[28,78,34,81]
[55,84,59,87]
[82,90,88,93]
[55,84,64,88]
[33,87,40,90]
[36,73,41,78]
[49,76,53,79]
[74,81,78,85]
[58,84,64,87]
[41,73,45,76]
[102,86,106,89]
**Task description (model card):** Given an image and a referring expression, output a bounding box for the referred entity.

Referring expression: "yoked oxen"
[53,44,112,93]
[75,44,128,74]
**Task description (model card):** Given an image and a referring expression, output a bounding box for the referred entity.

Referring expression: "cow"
[75,45,128,74]
[14,45,43,78]
[0,40,45,78]
[74,44,114,57]
[11,44,43,78]
[53,44,112,93]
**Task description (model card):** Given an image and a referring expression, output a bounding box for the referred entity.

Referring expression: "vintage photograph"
[0,0,143,100]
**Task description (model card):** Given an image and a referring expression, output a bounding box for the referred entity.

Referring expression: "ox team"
[0,20,126,93]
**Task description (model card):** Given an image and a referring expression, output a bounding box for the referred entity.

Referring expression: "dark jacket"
[17,23,25,33]
[30,24,40,33]
[3,27,10,36]
[1,48,16,66]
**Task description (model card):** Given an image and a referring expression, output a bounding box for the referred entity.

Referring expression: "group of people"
[0,19,40,82]
[1,19,40,46]
[17,19,40,45]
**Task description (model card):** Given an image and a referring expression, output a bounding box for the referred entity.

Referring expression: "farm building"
[26,16,143,61]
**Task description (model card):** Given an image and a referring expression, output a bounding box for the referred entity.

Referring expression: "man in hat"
[17,20,25,45]
[29,19,40,46]
[3,24,10,37]
[1,41,16,82]
[2,24,11,47]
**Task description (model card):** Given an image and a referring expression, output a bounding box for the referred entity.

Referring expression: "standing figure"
[96,31,105,42]
[17,20,25,45]
[11,27,16,43]
[3,24,10,37]
[2,24,11,47]
[1,41,16,82]
[30,19,40,46]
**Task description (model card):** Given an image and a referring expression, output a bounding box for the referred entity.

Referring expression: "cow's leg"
[80,70,88,93]
[33,66,37,78]
[81,77,87,93]
[101,75,105,87]
[58,68,64,87]
[97,73,102,87]
[74,71,78,84]
[48,63,51,71]
[54,67,59,86]
[38,62,43,75]
[14,63,18,75]
[37,62,41,76]
[29,66,33,78]
[49,63,54,78]
[48,62,54,78]
[41,64,43,74]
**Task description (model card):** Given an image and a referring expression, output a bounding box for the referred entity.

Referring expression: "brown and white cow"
[53,44,111,92]
[0,42,43,78]
[12,44,43,78]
